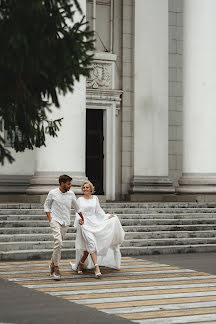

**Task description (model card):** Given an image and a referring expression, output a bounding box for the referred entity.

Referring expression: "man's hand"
[78,212,84,223]
[46,212,52,222]
[79,219,84,225]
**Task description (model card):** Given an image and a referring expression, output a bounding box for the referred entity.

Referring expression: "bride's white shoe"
[94,263,102,279]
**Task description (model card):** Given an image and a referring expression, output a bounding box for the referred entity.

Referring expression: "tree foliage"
[0,0,94,165]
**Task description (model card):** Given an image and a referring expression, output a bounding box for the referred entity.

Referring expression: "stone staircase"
[1,202,216,261]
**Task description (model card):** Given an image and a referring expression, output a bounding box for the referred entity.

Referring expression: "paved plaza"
[0,253,216,323]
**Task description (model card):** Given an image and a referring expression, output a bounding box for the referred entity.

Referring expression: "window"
[86,0,113,52]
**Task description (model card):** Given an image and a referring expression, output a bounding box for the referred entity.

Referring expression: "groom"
[44,174,84,280]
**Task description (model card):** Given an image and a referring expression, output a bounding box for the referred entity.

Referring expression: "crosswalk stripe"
[101,300,216,314]
[0,266,184,276]
[0,263,172,273]
[119,307,216,320]
[0,261,155,273]
[132,314,216,324]
[87,295,216,309]
[0,256,134,267]
[60,286,216,299]
[0,268,196,279]
[33,278,216,291]
[11,271,212,284]
[69,290,216,304]
[188,321,216,324]
[44,283,216,296]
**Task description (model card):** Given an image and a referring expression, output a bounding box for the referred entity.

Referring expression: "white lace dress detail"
[70,195,125,270]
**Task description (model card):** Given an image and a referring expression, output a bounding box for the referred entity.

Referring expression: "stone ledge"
[0,175,32,194]
[177,173,216,194]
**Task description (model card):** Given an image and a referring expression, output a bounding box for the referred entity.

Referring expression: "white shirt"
[44,188,81,226]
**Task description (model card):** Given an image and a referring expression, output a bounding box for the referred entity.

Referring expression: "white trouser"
[50,219,68,266]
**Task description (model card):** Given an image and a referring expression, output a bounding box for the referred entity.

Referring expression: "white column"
[130,0,174,195]
[177,0,216,194]
[27,0,87,195]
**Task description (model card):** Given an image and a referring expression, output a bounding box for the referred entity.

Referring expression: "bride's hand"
[108,214,115,219]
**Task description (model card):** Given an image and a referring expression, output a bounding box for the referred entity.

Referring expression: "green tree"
[0,0,94,165]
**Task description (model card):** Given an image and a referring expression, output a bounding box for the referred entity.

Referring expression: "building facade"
[1,0,216,202]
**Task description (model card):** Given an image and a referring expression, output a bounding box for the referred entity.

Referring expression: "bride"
[70,181,125,278]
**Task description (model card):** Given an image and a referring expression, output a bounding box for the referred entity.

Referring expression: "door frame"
[86,109,104,194]
[86,104,115,200]
[86,89,122,200]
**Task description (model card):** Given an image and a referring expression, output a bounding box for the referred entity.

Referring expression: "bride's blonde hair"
[81,181,95,193]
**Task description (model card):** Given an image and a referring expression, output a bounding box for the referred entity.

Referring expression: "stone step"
[122,225,216,232]
[1,230,216,243]
[121,244,216,255]
[1,202,216,209]
[2,244,216,261]
[2,237,216,252]
[2,213,216,221]
[109,208,216,214]
[103,203,216,208]
[97,208,216,214]
[1,207,216,215]
[116,219,216,225]
[122,237,216,247]
[1,218,216,228]
[106,203,216,208]
[0,233,76,242]
[0,227,75,234]
[0,241,67,251]
[1,224,216,235]
[106,203,216,209]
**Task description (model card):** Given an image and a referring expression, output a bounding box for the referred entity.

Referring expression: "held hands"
[79,212,84,223]
[79,219,84,225]
[108,214,115,219]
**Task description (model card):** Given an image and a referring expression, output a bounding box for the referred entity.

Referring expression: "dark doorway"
[86,109,104,194]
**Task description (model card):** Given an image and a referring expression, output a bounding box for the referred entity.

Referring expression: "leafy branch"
[0,0,95,164]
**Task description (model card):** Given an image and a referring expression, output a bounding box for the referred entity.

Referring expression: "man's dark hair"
[59,174,72,185]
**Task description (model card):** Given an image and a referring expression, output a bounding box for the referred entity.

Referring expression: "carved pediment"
[87,63,111,89]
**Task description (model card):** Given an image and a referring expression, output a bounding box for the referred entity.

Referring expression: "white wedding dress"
[70,195,125,270]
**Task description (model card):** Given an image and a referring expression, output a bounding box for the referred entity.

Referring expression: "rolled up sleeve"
[44,192,53,212]
[71,195,81,213]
